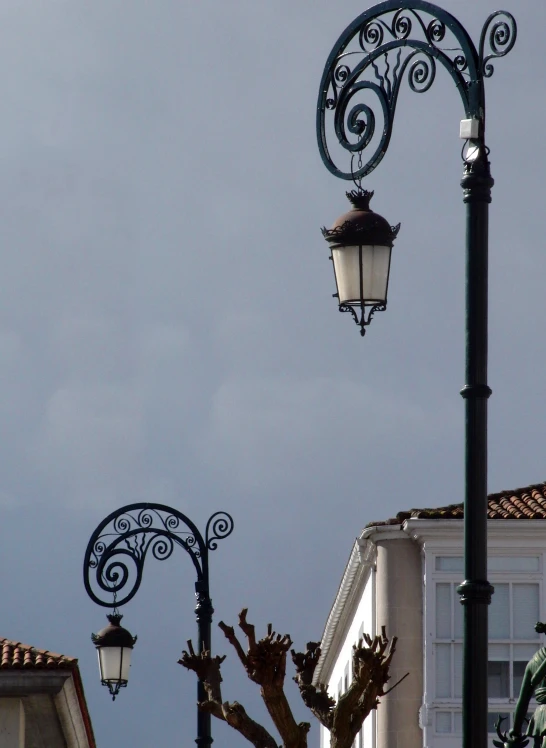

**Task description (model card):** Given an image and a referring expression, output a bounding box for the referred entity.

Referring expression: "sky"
[0,1,544,746]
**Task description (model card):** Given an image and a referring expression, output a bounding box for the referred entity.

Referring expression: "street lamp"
[316,5,516,748]
[83,503,234,748]
[322,189,400,336]
[91,612,137,700]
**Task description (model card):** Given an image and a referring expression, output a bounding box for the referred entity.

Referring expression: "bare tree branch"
[198,699,226,723]
[181,613,403,748]
[292,643,335,729]
[219,620,248,667]
[382,671,409,696]
[330,630,404,748]
[203,701,280,748]
[178,642,224,703]
[231,612,307,748]
[238,608,257,649]
[179,641,279,748]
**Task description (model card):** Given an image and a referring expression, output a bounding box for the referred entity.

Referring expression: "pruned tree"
[179,608,407,748]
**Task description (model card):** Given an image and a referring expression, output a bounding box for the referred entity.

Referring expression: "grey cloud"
[201,373,455,492]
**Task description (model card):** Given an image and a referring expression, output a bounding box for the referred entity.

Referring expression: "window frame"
[425,552,543,733]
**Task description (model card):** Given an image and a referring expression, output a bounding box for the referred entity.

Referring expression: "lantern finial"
[346,189,374,211]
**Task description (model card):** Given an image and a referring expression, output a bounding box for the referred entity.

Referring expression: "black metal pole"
[316,9,516,748]
[195,579,214,748]
[457,145,494,748]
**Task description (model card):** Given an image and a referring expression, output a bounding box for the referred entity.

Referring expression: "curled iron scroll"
[84,503,208,608]
[206,511,235,550]
[479,11,517,78]
[317,1,516,181]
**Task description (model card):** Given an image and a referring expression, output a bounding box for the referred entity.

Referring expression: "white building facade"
[316,483,546,748]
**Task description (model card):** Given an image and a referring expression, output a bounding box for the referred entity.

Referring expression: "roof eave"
[55,666,97,748]
[313,525,405,685]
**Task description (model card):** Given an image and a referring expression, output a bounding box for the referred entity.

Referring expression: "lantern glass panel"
[332,244,391,305]
[98,646,132,684]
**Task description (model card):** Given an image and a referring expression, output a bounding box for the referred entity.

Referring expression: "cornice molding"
[404,518,546,547]
[314,526,407,685]
[313,540,374,685]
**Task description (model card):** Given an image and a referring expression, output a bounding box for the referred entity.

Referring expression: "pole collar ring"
[460,384,493,399]
[456,580,494,605]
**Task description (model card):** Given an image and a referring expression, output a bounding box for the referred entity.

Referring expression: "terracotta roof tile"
[0,638,77,670]
[367,481,546,527]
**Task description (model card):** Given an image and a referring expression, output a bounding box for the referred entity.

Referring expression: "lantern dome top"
[91,614,137,649]
[322,190,400,248]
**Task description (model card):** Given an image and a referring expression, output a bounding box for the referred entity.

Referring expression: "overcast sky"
[0,1,544,746]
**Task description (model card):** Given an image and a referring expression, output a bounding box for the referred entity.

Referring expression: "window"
[429,554,542,746]
[338,661,351,701]
[434,582,463,698]
[433,566,541,702]
[488,582,540,700]
[435,711,462,734]
[489,558,540,573]
[436,557,464,572]
[435,556,540,573]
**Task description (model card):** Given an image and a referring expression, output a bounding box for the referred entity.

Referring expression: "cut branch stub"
[219,620,248,667]
[220,610,307,748]
[291,641,321,686]
[178,642,225,703]
[292,643,335,729]
[220,609,293,688]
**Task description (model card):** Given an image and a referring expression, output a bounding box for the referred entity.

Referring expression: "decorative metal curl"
[408,53,436,93]
[317,1,517,181]
[83,503,234,608]
[206,511,235,551]
[322,219,400,245]
[479,10,517,78]
[339,302,387,337]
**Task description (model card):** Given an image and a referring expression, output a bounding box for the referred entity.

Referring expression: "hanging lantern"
[91,613,137,700]
[322,190,400,336]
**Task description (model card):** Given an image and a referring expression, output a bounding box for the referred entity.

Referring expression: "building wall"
[375,536,423,748]
[407,519,546,748]
[0,699,24,748]
[321,559,375,748]
[318,519,546,748]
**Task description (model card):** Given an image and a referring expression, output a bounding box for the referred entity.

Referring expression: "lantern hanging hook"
[350,151,365,194]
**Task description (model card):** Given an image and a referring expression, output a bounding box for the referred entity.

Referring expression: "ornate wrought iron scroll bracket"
[339,302,386,336]
[83,503,234,608]
[317,1,516,181]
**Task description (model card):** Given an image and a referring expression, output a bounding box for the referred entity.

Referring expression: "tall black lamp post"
[83,503,234,748]
[317,4,516,748]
